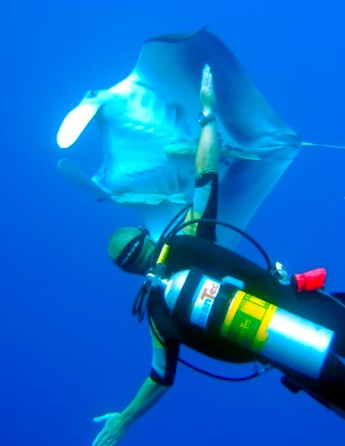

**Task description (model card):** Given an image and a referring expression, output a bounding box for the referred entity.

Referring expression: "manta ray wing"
[57,29,302,244]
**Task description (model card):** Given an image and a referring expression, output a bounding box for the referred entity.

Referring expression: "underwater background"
[2,0,345,444]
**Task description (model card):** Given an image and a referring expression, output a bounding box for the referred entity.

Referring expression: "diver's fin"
[282,373,345,420]
[302,141,345,150]
[57,159,110,201]
[281,354,345,421]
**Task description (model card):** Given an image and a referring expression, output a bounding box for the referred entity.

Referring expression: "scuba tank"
[162,268,334,379]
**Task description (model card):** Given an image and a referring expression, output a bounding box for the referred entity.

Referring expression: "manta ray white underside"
[57,29,303,244]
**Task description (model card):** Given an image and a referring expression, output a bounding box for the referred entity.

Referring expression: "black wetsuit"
[145,172,345,417]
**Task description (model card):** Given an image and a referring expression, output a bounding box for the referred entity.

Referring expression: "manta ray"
[57,29,329,245]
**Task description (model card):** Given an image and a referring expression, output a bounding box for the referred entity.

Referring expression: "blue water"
[2,0,345,444]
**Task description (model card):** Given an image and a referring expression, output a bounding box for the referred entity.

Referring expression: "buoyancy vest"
[148,235,345,362]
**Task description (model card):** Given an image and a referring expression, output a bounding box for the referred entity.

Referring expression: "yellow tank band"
[222,290,246,334]
[252,303,277,349]
[221,291,277,350]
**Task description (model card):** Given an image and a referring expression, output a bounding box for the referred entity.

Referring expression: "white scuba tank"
[163,268,334,379]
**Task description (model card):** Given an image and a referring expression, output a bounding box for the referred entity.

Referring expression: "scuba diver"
[92,65,345,446]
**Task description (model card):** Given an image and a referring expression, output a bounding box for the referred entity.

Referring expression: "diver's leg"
[281,352,345,419]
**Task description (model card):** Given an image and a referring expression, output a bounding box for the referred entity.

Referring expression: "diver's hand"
[200,64,216,115]
[92,412,128,446]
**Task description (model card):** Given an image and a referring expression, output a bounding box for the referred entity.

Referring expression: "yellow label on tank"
[221,291,277,350]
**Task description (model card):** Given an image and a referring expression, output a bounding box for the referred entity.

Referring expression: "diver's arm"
[92,324,178,446]
[92,377,168,446]
[183,65,219,241]
[121,377,168,422]
[195,64,218,175]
